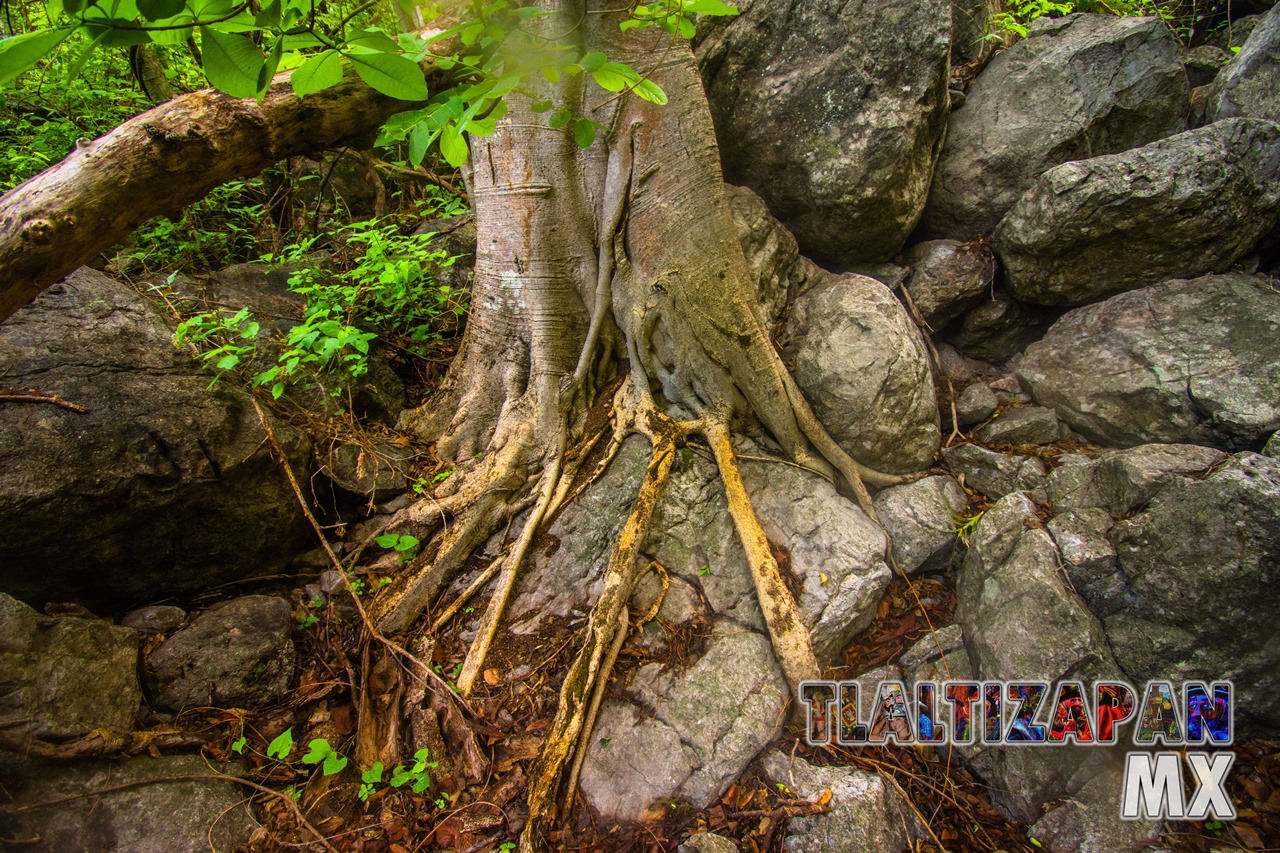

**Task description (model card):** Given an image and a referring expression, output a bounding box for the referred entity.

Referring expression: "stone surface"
[942,444,1047,500]
[995,119,1280,306]
[1266,432,1280,457]
[1204,3,1280,123]
[900,623,974,686]
[1184,44,1233,88]
[579,624,789,822]
[322,440,414,500]
[923,13,1189,239]
[899,239,996,330]
[0,593,141,739]
[679,833,739,853]
[0,268,313,610]
[1029,764,1162,853]
[947,287,1053,362]
[975,405,1062,446]
[1107,452,1280,732]
[0,755,257,853]
[1045,444,1227,517]
[1018,274,1280,449]
[1047,508,1124,618]
[955,382,999,427]
[873,475,968,575]
[783,264,940,474]
[698,0,951,263]
[955,493,1124,821]
[147,595,295,711]
[120,605,187,634]
[726,184,799,325]
[761,752,910,853]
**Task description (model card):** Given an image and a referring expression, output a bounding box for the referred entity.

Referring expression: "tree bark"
[0,70,427,323]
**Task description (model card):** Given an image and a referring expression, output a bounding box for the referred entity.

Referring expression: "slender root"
[702,418,819,694]
[563,602,629,815]
[457,428,566,696]
[520,416,677,852]
[429,552,505,634]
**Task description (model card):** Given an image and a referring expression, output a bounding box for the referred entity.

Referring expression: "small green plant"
[359,748,438,799]
[987,0,1073,39]
[266,728,296,760]
[498,843,516,853]
[950,510,985,547]
[375,533,420,564]
[296,613,320,629]
[697,564,711,577]
[302,737,350,776]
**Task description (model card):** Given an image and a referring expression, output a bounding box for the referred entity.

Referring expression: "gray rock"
[873,475,968,574]
[1029,764,1162,853]
[955,382,999,427]
[120,605,187,634]
[1204,3,1280,123]
[1265,431,1280,457]
[322,440,415,500]
[950,0,1001,65]
[947,287,1053,362]
[1047,508,1124,618]
[0,593,140,739]
[680,833,739,853]
[942,444,1047,500]
[1107,452,1280,731]
[784,265,940,474]
[1018,274,1280,449]
[761,752,910,853]
[900,239,996,330]
[579,623,789,821]
[955,493,1124,821]
[900,623,973,686]
[0,755,257,853]
[147,595,295,711]
[975,406,1062,446]
[698,0,952,263]
[726,184,799,325]
[995,119,1280,306]
[1045,444,1227,516]
[923,13,1189,239]
[1183,44,1233,87]
[0,268,313,610]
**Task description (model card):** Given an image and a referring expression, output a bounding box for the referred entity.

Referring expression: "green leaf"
[302,737,333,764]
[291,50,342,96]
[362,762,384,783]
[138,0,186,19]
[216,353,240,370]
[346,27,401,54]
[632,76,667,105]
[322,751,348,776]
[346,51,428,100]
[375,533,400,548]
[394,535,419,552]
[231,736,247,753]
[530,99,553,113]
[682,0,738,15]
[577,50,606,72]
[438,122,469,167]
[257,37,284,93]
[548,108,571,130]
[266,728,294,760]
[573,119,596,148]
[0,27,75,86]
[200,26,265,98]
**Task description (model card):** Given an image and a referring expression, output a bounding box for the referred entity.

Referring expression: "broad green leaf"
[347,51,428,100]
[64,29,110,81]
[254,0,281,27]
[683,0,738,15]
[590,66,630,92]
[540,65,560,84]
[302,738,333,764]
[530,99,553,113]
[375,533,399,548]
[138,0,186,20]
[548,108,571,130]
[632,76,667,105]
[362,762,384,784]
[322,751,348,776]
[266,728,294,760]
[346,27,400,54]
[466,115,496,137]
[86,25,155,48]
[0,27,75,86]
[200,26,265,98]
[573,118,596,148]
[257,37,284,93]
[394,535,419,552]
[677,16,696,38]
[291,49,342,96]
[438,122,469,167]
[577,50,606,72]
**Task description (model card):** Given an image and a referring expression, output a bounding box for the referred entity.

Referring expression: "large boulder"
[0,593,141,739]
[146,595,295,712]
[899,239,996,330]
[1107,452,1280,732]
[697,0,952,263]
[996,118,1280,306]
[0,755,258,853]
[782,264,940,474]
[1203,3,1280,124]
[1018,273,1280,448]
[922,13,1189,239]
[0,269,313,610]
[726,184,800,326]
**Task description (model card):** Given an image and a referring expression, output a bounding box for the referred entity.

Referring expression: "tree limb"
[0,69,430,324]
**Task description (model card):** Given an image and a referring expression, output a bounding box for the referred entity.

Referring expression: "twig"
[0,389,86,412]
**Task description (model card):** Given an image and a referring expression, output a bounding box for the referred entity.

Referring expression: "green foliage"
[357,748,438,801]
[986,0,1235,45]
[173,213,465,400]
[375,533,420,563]
[302,737,350,776]
[950,510,985,547]
[266,727,295,760]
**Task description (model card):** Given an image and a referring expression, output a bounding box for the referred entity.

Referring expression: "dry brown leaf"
[483,668,500,686]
